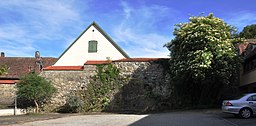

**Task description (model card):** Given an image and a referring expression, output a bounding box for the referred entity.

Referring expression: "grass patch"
[0,104,9,109]
[25,113,44,116]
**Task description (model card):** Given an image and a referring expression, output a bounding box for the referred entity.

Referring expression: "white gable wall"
[54,25,126,66]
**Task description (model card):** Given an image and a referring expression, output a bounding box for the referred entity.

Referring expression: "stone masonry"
[0,84,15,105]
[40,66,97,111]
[41,59,172,112]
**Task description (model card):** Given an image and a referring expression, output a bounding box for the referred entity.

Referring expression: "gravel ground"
[0,113,74,125]
[15,114,148,126]
[5,110,239,126]
[3,109,249,126]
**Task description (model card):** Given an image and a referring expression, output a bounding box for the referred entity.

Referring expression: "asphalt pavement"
[2,110,256,126]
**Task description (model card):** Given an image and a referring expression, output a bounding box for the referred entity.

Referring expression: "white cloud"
[113,1,175,58]
[114,26,170,57]
[0,0,85,57]
[0,0,175,58]
[225,11,256,31]
[121,1,132,19]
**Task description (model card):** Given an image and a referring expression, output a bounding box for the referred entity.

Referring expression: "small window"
[247,95,256,101]
[88,40,97,53]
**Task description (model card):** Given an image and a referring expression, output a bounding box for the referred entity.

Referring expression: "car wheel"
[239,108,252,119]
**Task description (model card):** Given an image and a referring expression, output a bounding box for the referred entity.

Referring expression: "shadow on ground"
[128,111,256,126]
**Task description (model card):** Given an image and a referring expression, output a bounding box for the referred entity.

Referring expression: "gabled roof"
[0,57,57,78]
[55,21,130,64]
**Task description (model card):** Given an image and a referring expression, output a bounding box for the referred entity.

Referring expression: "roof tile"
[0,57,57,78]
[85,60,112,65]
[43,66,84,71]
[114,58,169,62]
[238,39,256,55]
[0,80,16,84]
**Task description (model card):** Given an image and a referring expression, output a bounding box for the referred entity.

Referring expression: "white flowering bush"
[165,13,240,107]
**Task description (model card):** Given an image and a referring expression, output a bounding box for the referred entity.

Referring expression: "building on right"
[239,39,256,92]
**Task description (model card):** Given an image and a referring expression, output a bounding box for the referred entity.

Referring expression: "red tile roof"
[84,58,169,65]
[45,58,170,71]
[0,80,17,84]
[0,57,57,78]
[238,39,256,55]
[85,60,112,65]
[43,66,84,71]
[114,58,169,62]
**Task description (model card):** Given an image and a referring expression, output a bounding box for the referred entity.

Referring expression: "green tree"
[165,13,240,107]
[17,73,56,112]
[239,24,256,39]
[0,65,8,75]
[82,64,122,111]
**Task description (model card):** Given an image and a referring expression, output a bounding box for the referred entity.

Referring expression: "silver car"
[222,93,256,118]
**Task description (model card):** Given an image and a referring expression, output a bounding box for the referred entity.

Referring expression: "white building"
[54,22,129,66]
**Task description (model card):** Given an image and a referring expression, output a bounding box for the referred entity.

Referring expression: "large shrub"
[17,73,56,112]
[165,13,240,107]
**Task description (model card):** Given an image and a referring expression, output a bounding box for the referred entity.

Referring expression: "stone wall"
[40,66,97,111]
[42,59,172,112]
[114,60,171,97]
[0,84,15,105]
[109,60,172,112]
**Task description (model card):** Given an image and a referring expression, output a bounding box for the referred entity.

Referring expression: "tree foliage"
[239,24,256,39]
[165,13,240,107]
[83,64,123,111]
[17,73,56,112]
[0,65,8,75]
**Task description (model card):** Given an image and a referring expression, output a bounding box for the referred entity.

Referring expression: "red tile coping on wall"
[44,58,170,71]
[85,60,112,65]
[43,66,84,71]
[84,58,169,65]
[114,58,169,62]
[0,80,17,84]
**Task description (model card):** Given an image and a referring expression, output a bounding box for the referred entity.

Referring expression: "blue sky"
[0,0,256,58]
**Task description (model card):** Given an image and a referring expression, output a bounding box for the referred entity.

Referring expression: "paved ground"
[0,113,73,125]
[1,110,256,126]
[217,112,256,126]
